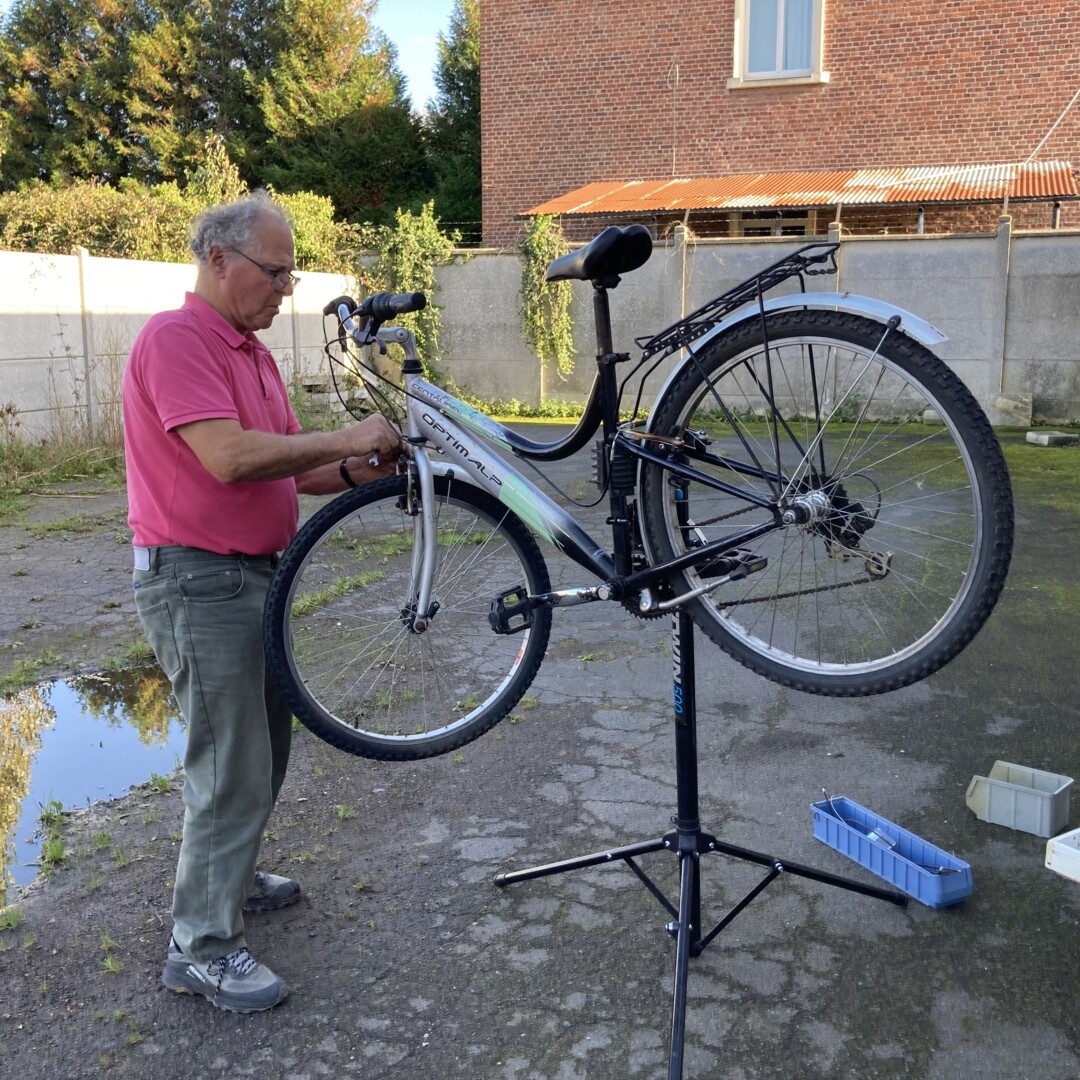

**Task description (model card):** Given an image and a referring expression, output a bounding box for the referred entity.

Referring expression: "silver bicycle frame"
[401,368,616,586]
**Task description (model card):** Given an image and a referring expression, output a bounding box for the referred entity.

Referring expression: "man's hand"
[343,414,408,464]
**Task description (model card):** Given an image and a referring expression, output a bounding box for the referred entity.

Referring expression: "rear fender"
[644,293,947,432]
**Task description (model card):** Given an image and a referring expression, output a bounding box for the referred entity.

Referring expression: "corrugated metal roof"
[523,162,1079,217]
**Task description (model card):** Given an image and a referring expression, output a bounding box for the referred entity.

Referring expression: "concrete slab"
[1026,430,1079,446]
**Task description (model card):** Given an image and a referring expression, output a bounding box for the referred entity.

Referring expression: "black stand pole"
[495,609,908,1080]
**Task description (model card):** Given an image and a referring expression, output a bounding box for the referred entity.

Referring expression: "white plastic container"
[1045,827,1080,882]
[965,761,1073,838]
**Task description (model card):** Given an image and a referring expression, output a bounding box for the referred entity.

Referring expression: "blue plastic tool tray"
[811,796,973,908]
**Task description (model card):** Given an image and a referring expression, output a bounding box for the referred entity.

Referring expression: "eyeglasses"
[230,249,299,291]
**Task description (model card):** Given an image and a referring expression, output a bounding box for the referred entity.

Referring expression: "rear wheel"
[264,473,552,759]
[640,310,1013,695]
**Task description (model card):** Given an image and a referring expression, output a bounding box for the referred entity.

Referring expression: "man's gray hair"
[188,190,292,264]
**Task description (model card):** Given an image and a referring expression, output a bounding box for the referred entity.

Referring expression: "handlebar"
[322,292,426,321]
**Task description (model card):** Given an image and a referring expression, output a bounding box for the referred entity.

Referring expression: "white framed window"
[728,0,829,89]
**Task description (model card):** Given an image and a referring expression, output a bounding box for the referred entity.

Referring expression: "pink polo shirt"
[123,292,302,555]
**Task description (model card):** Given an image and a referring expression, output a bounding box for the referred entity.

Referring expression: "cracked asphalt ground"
[1,426,1078,1080]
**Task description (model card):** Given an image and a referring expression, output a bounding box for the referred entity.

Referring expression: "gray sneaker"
[244,870,302,913]
[162,937,288,1012]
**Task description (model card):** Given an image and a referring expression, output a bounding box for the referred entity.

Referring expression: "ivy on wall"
[362,201,459,379]
[518,214,575,383]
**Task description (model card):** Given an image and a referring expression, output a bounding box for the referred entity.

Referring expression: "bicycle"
[263,224,1014,761]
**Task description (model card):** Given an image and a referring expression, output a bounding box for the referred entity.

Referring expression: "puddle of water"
[0,665,185,905]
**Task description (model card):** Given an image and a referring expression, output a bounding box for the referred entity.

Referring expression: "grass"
[0,420,125,518]
[100,641,155,671]
[0,906,24,932]
[996,430,1080,513]
[290,570,386,617]
[39,836,66,871]
[147,772,171,794]
[101,928,122,974]
[0,651,65,695]
[26,515,96,538]
[38,798,64,829]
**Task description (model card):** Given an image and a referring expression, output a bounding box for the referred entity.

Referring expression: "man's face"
[218,215,297,332]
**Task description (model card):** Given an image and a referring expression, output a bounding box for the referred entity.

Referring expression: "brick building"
[479,0,1080,246]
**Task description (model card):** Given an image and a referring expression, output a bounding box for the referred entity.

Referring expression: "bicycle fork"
[399,450,439,632]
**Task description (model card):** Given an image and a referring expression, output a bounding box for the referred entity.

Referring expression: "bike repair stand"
[494,609,908,1080]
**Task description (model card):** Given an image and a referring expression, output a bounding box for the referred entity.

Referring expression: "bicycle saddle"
[545,224,653,283]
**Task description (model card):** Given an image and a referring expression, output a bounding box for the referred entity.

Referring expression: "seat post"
[591,279,616,358]
[591,277,622,436]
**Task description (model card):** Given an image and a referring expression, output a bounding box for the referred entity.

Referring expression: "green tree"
[424,0,480,242]
[255,0,431,224]
[365,201,458,372]
[124,0,214,183]
[0,0,139,188]
[124,0,283,185]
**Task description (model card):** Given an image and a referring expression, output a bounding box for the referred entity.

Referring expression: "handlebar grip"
[323,295,357,318]
[361,292,427,321]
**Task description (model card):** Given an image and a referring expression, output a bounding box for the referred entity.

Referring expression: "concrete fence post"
[827,220,843,293]
[674,224,690,319]
[73,246,96,434]
[986,216,1027,425]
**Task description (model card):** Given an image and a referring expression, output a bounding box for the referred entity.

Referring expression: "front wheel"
[639,310,1014,695]
[264,474,552,760]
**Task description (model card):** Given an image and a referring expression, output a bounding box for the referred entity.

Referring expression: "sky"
[372,0,457,113]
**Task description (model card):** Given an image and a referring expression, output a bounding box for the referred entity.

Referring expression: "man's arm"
[293,454,397,495]
[176,414,405,485]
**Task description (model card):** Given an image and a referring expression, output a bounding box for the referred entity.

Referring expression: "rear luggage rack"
[636,243,839,362]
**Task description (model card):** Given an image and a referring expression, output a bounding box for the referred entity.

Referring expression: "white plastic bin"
[1046,827,1080,882]
[965,761,1073,838]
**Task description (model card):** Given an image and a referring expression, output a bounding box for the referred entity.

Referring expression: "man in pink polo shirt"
[123,191,405,1013]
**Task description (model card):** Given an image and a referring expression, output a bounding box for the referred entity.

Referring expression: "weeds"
[39,836,66,871]
[38,798,64,829]
[101,928,122,973]
[0,906,24,932]
[147,772,171,794]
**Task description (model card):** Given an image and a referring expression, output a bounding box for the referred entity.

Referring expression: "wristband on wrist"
[339,458,357,488]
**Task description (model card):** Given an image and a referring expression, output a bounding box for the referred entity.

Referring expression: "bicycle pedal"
[698,547,767,579]
[488,586,535,634]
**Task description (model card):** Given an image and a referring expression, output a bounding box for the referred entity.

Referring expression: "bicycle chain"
[719,573,873,607]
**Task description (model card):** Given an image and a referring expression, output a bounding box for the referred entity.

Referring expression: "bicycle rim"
[266,475,552,759]
[642,311,1013,694]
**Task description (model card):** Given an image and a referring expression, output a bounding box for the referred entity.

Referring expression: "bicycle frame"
[397,366,780,619]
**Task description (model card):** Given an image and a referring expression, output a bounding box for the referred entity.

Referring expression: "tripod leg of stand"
[667,612,702,1080]
[668,847,700,1080]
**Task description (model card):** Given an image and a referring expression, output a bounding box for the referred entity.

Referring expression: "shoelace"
[208,947,258,982]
